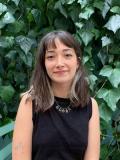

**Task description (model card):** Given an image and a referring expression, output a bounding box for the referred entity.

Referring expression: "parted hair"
[23,30,90,112]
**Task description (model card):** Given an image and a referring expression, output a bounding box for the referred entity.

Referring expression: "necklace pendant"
[55,103,72,113]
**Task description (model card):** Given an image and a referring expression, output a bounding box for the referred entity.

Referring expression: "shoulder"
[16,93,33,119]
[90,97,99,119]
[20,92,32,107]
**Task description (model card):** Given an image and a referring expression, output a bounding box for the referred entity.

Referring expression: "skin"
[12,38,100,160]
[45,38,79,97]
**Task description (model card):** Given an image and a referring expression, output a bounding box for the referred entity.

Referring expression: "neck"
[52,82,71,98]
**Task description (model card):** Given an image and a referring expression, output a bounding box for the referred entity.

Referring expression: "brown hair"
[25,30,89,112]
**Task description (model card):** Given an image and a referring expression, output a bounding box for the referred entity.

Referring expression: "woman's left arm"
[84,98,100,160]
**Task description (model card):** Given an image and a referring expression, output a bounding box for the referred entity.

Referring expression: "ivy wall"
[0,0,120,159]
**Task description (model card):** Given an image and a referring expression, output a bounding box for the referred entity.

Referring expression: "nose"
[55,56,64,68]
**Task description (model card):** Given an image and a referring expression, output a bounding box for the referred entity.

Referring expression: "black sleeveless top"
[32,97,92,160]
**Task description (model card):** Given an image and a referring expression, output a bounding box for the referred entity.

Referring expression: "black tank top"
[32,97,92,160]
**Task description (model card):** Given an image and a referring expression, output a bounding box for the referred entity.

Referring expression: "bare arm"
[84,98,100,160]
[12,94,33,160]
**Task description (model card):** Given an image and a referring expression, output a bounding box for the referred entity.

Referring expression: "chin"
[52,78,73,85]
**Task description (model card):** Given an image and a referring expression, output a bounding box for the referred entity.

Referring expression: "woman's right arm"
[12,94,33,160]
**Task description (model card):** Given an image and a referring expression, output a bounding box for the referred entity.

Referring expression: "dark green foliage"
[0,0,120,159]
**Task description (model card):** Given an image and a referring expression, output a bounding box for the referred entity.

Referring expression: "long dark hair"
[25,30,89,112]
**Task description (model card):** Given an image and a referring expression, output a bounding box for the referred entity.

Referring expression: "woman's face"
[45,38,79,86]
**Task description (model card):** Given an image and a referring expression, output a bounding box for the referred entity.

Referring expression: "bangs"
[44,32,75,51]
[44,37,57,50]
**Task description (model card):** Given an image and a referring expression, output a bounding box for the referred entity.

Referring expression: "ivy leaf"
[7,20,25,33]
[109,68,120,88]
[93,1,104,11]
[75,22,84,29]
[5,50,17,60]
[97,88,120,111]
[31,9,41,24]
[100,65,120,87]
[101,36,112,47]
[104,14,120,33]
[0,3,7,15]
[2,12,15,24]
[97,50,108,65]
[15,36,35,54]
[0,85,15,103]
[54,1,68,18]
[110,6,120,14]
[77,0,88,8]
[0,12,15,29]
[19,51,33,67]
[79,31,94,46]
[11,0,20,6]
[67,0,76,4]
[88,74,98,90]
[102,0,112,18]
[0,36,14,48]
[99,102,112,122]
[79,7,94,20]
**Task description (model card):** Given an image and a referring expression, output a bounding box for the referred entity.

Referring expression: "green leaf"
[0,20,5,28]
[67,0,76,4]
[97,88,120,111]
[0,85,15,103]
[101,36,112,47]
[97,50,108,65]
[77,0,88,8]
[54,1,68,18]
[75,22,84,29]
[11,0,20,6]
[100,66,120,87]
[102,0,111,18]
[7,20,25,34]
[110,6,120,14]
[79,7,94,20]
[104,14,120,33]
[88,74,98,90]
[31,9,41,24]
[0,3,7,15]
[91,28,100,40]
[19,51,33,67]
[93,1,104,11]
[83,55,90,64]
[99,65,113,77]
[15,36,35,54]
[99,102,112,122]
[79,31,94,46]
[2,12,15,24]
[5,50,17,60]
[109,68,120,88]
[14,72,26,84]
[0,36,14,48]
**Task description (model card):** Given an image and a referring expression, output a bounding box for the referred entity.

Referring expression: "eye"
[65,53,73,58]
[46,55,55,60]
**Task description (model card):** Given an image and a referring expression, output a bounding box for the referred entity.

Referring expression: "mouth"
[53,70,68,74]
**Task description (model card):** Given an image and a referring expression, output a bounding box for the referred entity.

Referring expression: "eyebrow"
[46,48,73,53]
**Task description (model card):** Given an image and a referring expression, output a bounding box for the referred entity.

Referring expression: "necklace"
[55,100,72,113]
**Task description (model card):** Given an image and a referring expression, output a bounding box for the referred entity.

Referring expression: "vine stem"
[93,79,107,98]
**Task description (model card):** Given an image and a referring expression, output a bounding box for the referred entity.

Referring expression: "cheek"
[45,61,53,75]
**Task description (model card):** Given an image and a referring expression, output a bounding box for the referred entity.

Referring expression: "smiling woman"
[45,38,79,87]
[12,30,100,160]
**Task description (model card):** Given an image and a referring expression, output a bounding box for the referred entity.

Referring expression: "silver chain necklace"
[55,100,72,113]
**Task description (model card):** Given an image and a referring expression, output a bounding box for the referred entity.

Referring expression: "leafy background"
[0,0,120,159]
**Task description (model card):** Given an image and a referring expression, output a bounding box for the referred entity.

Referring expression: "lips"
[53,70,68,74]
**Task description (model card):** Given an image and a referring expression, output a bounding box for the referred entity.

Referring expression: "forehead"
[47,38,73,51]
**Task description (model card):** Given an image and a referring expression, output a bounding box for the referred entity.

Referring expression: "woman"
[12,30,100,160]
